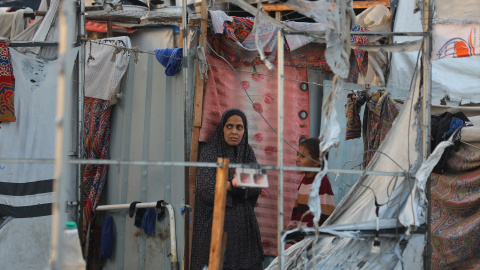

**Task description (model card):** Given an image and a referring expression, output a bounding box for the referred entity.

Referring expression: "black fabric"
[431,112,471,174]
[0,179,53,196]
[134,208,146,228]
[155,200,166,222]
[0,203,51,218]
[128,201,141,218]
[191,108,264,270]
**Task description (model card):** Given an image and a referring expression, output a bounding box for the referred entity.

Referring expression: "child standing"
[287,138,335,229]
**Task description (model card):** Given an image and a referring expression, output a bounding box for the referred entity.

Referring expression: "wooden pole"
[261,0,390,12]
[185,0,208,268]
[208,158,230,270]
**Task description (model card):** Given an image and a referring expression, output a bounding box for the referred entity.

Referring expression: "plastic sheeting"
[0,48,77,218]
[0,216,51,269]
[267,69,425,270]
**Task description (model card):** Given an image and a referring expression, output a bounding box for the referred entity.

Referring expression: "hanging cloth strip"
[351,24,369,77]
[0,39,16,122]
[82,97,113,241]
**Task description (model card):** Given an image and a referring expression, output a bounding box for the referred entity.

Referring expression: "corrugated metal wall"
[98,28,193,270]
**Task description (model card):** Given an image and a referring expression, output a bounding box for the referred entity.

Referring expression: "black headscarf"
[201,108,255,168]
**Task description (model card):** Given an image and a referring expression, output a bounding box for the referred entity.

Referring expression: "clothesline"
[85,39,326,87]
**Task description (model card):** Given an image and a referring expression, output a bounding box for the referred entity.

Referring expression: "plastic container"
[62,221,87,270]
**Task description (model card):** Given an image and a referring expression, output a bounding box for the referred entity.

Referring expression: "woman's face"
[223,115,245,146]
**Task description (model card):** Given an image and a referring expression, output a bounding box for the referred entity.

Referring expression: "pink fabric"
[199,54,310,256]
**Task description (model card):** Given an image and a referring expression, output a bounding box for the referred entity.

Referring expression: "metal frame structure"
[3,0,434,269]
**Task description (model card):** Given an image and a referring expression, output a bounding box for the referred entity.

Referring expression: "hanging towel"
[154,48,183,76]
[101,216,115,260]
[0,39,16,122]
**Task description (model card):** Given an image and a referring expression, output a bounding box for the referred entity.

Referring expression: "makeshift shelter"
[0,0,479,268]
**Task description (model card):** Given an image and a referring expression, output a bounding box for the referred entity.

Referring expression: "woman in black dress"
[191,108,264,270]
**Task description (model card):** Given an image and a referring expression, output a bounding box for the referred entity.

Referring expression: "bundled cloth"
[154,47,183,76]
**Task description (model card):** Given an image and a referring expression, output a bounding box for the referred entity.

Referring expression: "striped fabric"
[288,175,335,228]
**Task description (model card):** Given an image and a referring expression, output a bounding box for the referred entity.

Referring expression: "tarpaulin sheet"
[388,0,480,105]
[432,23,480,60]
[199,54,310,256]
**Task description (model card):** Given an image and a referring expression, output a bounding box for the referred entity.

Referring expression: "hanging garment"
[0,39,15,122]
[82,97,113,240]
[101,216,114,260]
[345,90,366,140]
[154,47,183,76]
[0,10,28,39]
[363,90,401,166]
[85,36,131,105]
[351,24,369,77]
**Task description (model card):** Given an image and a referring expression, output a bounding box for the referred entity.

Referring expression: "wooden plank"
[275,11,281,21]
[185,0,208,268]
[262,1,390,12]
[208,158,230,270]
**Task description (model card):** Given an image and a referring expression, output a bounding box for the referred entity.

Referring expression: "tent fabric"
[387,0,480,106]
[0,47,77,218]
[0,216,51,269]
[435,0,480,21]
[199,53,310,256]
[432,23,480,60]
[267,70,423,269]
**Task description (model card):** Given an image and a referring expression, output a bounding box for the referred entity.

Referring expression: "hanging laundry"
[0,39,16,122]
[141,209,156,236]
[85,36,131,105]
[101,216,114,260]
[0,10,29,39]
[154,47,183,76]
[82,97,113,241]
[364,90,400,166]
[345,90,366,140]
[351,24,369,77]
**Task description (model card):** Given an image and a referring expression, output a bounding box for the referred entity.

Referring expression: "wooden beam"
[262,1,390,12]
[185,0,208,268]
[208,158,230,270]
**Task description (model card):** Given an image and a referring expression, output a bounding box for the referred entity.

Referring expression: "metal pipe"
[49,0,76,267]
[0,158,412,176]
[95,201,179,269]
[277,29,285,270]
[423,0,433,268]
[77,0,86,230]
[162,202,179,270]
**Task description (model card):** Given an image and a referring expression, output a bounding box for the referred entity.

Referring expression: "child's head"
[296,138,322,177]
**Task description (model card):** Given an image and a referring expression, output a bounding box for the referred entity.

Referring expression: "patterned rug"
[431,168,480,269]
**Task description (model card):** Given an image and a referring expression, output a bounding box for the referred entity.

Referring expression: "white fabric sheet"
[0,48,78,213]
[85,36,131,104]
